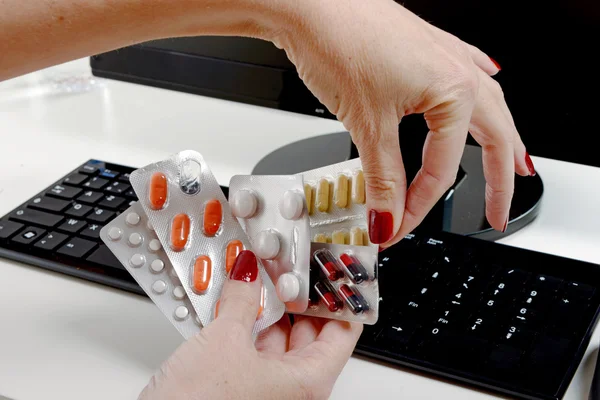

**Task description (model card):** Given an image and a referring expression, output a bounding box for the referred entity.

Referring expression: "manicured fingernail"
[369,210,393,244]
[490,57,501,70]
[378,246,386,253]
[229,250,258,282]
[525,152,536,176]
[502,217,508,233]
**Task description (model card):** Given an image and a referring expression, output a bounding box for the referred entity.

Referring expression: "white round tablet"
[108,227,122,241]
[148,239,161,252]
[174,306,189,320]
[231,189,258,219]
[130,253,145,268]
[147,220,154,231]
[279,190,304,220]
[152,280,167,294]
[150,259,165,273]
[128,232,143,247]
[173,286,186,300]
[254,230,280,260]
[125,212,140,226]
[276,273,300,302]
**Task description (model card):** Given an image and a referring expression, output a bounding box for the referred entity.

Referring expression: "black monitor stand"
[252,115,543,241]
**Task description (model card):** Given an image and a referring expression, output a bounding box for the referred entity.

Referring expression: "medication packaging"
[298,158,374,249]
[129,150,285,334]
[229,175,310,313]
[100,201,202,339]
[301,242,379,324]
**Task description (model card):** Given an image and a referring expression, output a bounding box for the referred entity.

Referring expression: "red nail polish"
[490,57,501,70]
[229,250,258,282]
[525,152,536,176]
[502,218,508,233]
[369,210,393,244]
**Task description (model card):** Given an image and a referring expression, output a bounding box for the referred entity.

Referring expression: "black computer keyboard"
[1,159,599,400]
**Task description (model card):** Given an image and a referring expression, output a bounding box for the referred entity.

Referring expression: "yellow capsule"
[335,174,349,208]
[350,227,363,246]
[352,170,366,204]
[316,178,330,212]
[332,230,349,244]
[304,183,314,215]
[362,229,370,246]
[314,233,328,243]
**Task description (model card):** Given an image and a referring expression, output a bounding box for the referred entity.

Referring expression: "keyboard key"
[434,303,470,327]
[80,224,103,240]
[484,344,524,376]
[47,184,82,200]
[376,320,420,351]
[99,169,119,179]
[499,324,535,350]
[565,281,595,302]
[57,237,97,258]
[98,195,126,209]
[466,315,499,337]
[104,181,131,195]
[124,189,137,199]
[58,218,87,234]
[64,203,92,218]
[531,274,563,293]
[63,173,88,185]
[77,190,104,204]
[547,297,588,336]
[33,232,69,251]
[525,336,572,384]
[10,227,46,245]
[87,208,115,223]
[83,177,109,190]
[10,208,63,228]
[418,329,490,370]
[500,268,531,284]
[0,220,24,239]
[79,164,99,174]
[86,245,125,270]
[29,196,70,213]
[118,172,131,183]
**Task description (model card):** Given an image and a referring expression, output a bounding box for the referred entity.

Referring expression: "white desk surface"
[1,58,600,400]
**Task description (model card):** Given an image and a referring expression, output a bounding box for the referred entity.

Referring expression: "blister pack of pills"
[298,158,374,249]
[229,175,310,313]
[100,201,202,339]
[129,150,285,335]
[301,242,379,324]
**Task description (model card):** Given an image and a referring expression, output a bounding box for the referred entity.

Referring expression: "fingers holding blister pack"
[301,242,379,324]
[129,151,285,334]
[100,202,202,339]
[298,159,373,249]
[229,175,311,313]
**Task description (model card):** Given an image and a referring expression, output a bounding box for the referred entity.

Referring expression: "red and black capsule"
[308,259,322,307]
[339,284,370,314]
[315,281,344,312]
[339,253,369,284]
[313,249,344,281]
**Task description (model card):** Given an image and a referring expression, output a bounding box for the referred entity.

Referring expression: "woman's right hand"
[266,0,536,247]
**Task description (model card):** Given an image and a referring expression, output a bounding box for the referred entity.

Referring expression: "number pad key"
[499,324,536,350]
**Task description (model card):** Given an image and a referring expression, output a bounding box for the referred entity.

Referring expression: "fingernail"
[502,217,508,233]
[369,210,393,244]
[490,57,501,70]
[525,152,536,176]
[378,246,386,253]
[229,250,258,282]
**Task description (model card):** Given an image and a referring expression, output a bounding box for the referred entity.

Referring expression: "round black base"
[252,132,543,241]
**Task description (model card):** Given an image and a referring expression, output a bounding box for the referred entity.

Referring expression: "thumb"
[215,250,263,333]
[351,119,406,246]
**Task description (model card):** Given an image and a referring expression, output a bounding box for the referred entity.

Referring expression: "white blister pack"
[298,158,374,249]
[100,201,202,339]
[229,175,310,313]
[129,150,285,334]
[301,242,379,324]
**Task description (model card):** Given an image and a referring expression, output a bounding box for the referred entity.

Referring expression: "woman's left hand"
[139,250,363,400]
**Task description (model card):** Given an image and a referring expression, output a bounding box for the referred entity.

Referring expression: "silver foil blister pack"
[129,150,285,334]
[100,201,202,339]
[229,175,310,313]
[298,158,374,249]
[302,242,379,324]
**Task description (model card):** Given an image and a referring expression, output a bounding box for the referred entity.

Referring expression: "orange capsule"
[170,213,190,251]
[225,240,244,274]
[193,255,211,293]
[203,199,222,236]
[257,285,265,318]
[149,172,168,210]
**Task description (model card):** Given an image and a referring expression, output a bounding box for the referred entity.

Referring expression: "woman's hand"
[139,250,362,400]
[268,0,536,248]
